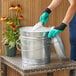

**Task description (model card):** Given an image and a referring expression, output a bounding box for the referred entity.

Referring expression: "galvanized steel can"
[19,26,67,65]
[19,27,51,65]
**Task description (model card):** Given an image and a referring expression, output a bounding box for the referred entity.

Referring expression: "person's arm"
[33,0,63,30]
[39,0,63,25]
[48,0,63,11]
[48,0,76,38]
[62,0,76,24]
[48,0,76,25]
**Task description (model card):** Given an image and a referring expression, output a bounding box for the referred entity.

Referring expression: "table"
[0,53,76,76]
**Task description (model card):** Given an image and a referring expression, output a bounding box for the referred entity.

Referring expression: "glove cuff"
[55,23,67,30]
[44,8,52,14]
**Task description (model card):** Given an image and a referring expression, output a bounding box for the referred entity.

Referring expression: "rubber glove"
[33,8,51,31]
[48,23,67,38]
[40,8,51,25]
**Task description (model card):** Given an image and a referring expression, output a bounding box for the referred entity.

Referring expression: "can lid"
[51,34,67,60]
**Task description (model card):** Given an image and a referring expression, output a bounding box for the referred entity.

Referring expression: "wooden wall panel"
[7,66,47,76]
[0,0,2,55]
[7,66,21,76]
[1,0,70,76]
[7,66,70,76]
[2,0,9,55]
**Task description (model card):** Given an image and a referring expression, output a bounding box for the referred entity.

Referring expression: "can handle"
[16,39,21,51]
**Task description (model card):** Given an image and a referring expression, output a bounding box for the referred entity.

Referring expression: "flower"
[15,26,18,28]
[1,17,7,21]
[1,4,23,49]
[9,5,15,10]
[15,4,22,12]
[0,70,3,73]
[12,27,16,30]
[7,21,13,25]
[18,15,24,20]
[19,8,22,12]
[10,25,18,30]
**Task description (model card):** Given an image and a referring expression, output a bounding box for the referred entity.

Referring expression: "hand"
[48,23,67,38]
[40,12,49,24]
[40,8,51,25]
[48,28,63,38]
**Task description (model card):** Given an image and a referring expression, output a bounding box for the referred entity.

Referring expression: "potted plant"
[1,4,24,57]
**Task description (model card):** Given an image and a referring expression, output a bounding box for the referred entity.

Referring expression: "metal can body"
[20,27,51,65]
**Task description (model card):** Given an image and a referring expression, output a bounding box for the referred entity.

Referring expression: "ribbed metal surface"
[20,27,51,65]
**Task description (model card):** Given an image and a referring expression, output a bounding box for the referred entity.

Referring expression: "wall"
[1,0,70,76]
[0,0,2,55]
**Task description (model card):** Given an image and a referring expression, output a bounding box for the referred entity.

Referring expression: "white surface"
[20,26,51,32]
[32,22,44,31]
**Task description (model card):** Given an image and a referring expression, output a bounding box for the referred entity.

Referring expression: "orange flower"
[9,5,15,10]
[15,26,18,28]
[17,4,21,7]
[15,7,22,12]
[10,26,16,30]
[10,25,18,30]
[12,27,16,30]
[1,17,7,21]
[0,70,3,73]
[19,8,22,12]
[15,4,22,12]
[7,21,13,25]
[18,15,24,20]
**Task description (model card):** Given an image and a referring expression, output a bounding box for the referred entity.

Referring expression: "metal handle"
[16,39,21,51]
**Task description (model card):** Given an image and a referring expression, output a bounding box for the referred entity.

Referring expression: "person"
[34,0,76,76]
